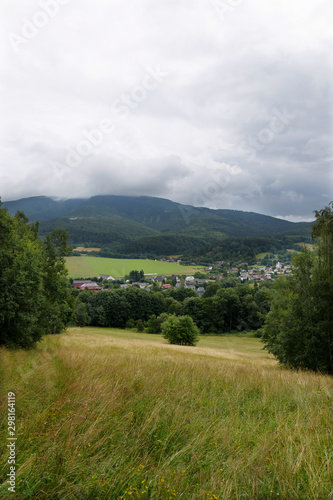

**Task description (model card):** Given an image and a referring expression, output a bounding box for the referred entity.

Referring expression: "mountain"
[2,195,312,254]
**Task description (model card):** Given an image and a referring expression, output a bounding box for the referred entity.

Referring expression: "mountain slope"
[2,195,312,250]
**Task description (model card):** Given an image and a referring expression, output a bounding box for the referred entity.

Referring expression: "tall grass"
[0,329,332,499]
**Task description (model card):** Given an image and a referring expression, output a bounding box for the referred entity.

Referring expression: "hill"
[2,194,312,255]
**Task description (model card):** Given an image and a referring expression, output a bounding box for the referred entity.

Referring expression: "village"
[71,260,293,293]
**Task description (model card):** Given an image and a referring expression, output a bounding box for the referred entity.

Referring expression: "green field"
[66,256,202,278]
[0,328,332,499]
[255,250,296,260]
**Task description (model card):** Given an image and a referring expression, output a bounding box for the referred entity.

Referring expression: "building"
[80,282,102,291]
[73,280,93,288]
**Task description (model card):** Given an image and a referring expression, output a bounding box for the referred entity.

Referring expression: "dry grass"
[0,328,332,499]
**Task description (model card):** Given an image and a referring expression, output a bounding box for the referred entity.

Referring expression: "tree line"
[72,284,272,334]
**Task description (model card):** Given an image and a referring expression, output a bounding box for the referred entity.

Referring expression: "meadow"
[0,328,332,499]
[65,256,201,278]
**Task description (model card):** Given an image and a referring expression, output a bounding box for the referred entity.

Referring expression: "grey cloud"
[1,0,332,221]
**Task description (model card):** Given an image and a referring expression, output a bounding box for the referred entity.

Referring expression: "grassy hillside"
[65,256,201,278]
[0,329,331,499]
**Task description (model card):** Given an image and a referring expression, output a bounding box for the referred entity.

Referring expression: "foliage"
[161,315,199,346]
[136,319,144,332]
[146,313,169,333]
[0,204,73,348]
[125,318,136,329]
[168,287,197,302]
[202,282,221,298]
[39,229,74,335]
[73,280,272,335]
[75,301,88,327]
[0,208,45,348]
[262,202,333,373]
[126,269,145,282]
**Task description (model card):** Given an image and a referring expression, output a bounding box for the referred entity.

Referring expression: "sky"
[1,0,332,221]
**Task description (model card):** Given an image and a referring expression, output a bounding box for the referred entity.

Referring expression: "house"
[80,282,102,291]
[73,280,92,288]
[185,284,196,290]
[155,275,166,283]
[132,282,149,289]
[185,276,195,283]
[196,286,205,296]
[162,284,172,289]
[98,274,114,281]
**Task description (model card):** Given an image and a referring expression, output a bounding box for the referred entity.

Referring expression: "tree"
[202,282,220,298]
[213,288,241,332]
[0,208,45,348]
[39,229,74,335]
[146,312,169,333]
[0,205,73,347]
[262,203,333,373]
[75,301,88,327]
[162,315,199,346]
[136,319,144,332]
[128,269,145,282]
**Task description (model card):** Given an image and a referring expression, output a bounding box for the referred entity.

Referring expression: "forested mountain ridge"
[3,195,312,251]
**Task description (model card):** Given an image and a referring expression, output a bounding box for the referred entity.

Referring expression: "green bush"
[125,318,136,329]
[146,312,169,333]
[162,315,199,346]
[136,319,144,332]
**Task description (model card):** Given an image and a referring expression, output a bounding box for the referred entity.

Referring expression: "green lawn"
[66,256,202,278]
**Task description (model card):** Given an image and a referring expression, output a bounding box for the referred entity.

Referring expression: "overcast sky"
[1,0,332,220]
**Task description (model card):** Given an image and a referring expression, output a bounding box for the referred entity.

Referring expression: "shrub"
[125,318,136,329]
[146,312,169,333]
[162,315,199,346]
[136,319,144,332]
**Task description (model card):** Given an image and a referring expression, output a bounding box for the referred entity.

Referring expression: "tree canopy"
[262,202,333,373]
[0,203,73,348]
[162,315,199,346]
